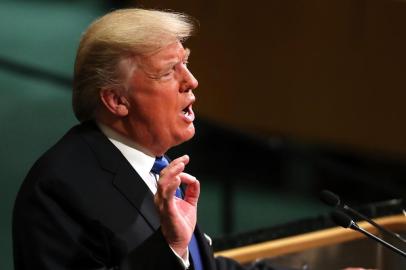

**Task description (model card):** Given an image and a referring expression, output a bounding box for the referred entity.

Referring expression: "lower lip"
[181,107,195,123]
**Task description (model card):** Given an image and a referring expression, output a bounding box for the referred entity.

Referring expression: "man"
[12,8,372,270]
[13,8,244,270]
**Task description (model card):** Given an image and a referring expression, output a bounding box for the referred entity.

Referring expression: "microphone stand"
[349,220,406,259]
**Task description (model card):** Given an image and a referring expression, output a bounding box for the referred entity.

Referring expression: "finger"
[162,175,182,200]
[180,173,200,206]
[161,155,189,176]
[159,161,185,185]
[179,172,196,185]
[157,162,185,200]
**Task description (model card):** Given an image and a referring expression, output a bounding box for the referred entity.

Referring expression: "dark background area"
[1,0,405,269]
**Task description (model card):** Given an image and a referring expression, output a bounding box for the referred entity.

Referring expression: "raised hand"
[154,155,200,257]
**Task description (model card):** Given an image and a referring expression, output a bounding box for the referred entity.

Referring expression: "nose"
[180,66,198,92]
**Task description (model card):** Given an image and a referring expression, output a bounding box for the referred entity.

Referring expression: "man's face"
[125,41,198,155]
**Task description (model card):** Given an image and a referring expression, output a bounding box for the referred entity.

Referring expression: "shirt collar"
[97,123,156,180]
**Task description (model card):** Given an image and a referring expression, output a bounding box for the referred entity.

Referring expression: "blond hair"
[72,8,196,122]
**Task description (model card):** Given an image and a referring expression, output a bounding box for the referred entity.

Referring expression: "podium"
[215,214,406,270]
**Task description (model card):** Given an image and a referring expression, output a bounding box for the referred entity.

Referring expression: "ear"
[100,88,129,117]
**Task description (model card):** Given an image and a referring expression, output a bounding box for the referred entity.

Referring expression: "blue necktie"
[152,156,204,270]
[151,156,169,175]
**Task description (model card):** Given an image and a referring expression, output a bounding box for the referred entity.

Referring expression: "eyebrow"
[163,47,191,68]
[143,48,192,79]
[157,48,191,73]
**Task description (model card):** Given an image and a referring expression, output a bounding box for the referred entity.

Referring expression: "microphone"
[331,210,406,258]
[320,190,406,243]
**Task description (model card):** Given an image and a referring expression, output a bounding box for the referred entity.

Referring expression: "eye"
[161,68,175,78]
[155,68,175,81]
[162,71,173,77]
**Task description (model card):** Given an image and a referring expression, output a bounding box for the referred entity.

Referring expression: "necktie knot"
[151,156,169,174]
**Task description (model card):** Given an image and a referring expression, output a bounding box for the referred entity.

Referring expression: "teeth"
[183,106,189,115]
[182,106,194,122]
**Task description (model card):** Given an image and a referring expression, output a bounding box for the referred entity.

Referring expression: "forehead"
[136,42,189,70]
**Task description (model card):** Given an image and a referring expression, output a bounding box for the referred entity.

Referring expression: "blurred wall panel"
[137,0,406,155]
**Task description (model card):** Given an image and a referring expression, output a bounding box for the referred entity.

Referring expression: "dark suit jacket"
[13,121,243,270]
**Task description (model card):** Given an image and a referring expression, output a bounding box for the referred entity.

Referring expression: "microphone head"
[331,210,353,229]
[320,190,341,207]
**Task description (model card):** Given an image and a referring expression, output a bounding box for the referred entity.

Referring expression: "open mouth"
[182,105,191,116]
[181,104,195,122]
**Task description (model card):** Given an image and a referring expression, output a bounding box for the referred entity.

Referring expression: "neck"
[96,120,167,157]
[95,109,170,156]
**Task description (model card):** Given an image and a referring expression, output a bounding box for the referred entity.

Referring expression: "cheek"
[133,87,181,124]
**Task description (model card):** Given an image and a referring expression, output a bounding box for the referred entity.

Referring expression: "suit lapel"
[113,163,160,230]
[78,121,160,230]
[194,226,216,270]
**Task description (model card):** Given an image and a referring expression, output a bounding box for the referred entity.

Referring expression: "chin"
[184,126,196,142]
[176,126,195,145]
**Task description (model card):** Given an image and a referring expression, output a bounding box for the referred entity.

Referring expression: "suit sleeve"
[13,174,117,270]
[122,229,184,270]
[12,174,183,270]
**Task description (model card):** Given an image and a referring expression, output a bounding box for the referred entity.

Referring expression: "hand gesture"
[154,155,200,257]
